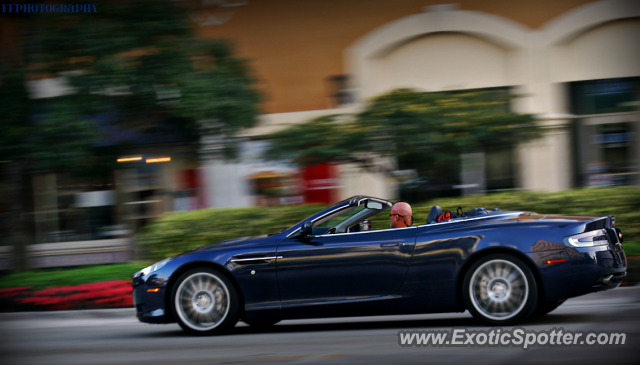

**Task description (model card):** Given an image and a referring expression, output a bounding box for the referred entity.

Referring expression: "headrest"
[426,205,442,224]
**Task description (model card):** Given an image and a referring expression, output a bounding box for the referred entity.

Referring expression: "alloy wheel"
[174,272,230,331]
[468,259,529,321]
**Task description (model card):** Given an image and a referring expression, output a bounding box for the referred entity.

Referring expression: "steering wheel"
[325,227,336,234]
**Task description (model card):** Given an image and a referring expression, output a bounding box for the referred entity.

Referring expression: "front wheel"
[171,267,239,335]
[462,254,538,325]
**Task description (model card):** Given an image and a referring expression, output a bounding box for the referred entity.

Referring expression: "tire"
[243,319,281,328]
[533,299,566,317]
[171,267,239,335]
[462,254,538,326]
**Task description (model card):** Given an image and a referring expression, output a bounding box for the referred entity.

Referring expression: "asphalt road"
[1,287,640,365]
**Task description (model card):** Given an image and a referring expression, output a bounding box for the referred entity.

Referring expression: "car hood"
[188,235,269,253]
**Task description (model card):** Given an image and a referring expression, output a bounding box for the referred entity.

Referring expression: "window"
[486,148,516,192]
[570,78,639,115]
[35,173,120,244]
[325,75,354,107]
[586,123,636,187]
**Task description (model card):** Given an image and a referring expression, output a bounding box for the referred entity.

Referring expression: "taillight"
[567,229,609,247]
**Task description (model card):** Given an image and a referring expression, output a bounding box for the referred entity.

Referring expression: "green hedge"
[139,204,325,261]
[0,263,148,290]
[140,187,640,261]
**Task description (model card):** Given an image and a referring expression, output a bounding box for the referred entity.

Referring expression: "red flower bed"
[0,287,33,298]
[0,280,133,312]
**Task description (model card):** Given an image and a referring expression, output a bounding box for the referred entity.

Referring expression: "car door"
[275,227,417,306]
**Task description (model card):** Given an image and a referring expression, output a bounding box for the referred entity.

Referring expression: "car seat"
[426,205,442,224]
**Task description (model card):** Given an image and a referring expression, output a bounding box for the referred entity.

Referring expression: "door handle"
[380,242,401,247]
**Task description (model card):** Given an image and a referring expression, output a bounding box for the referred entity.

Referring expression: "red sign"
[302,163,339,204]
[177,169,205,209]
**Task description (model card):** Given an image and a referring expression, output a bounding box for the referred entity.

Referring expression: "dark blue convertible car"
[132,196,627,335]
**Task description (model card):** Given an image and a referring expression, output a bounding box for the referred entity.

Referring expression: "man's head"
[390,202,412,228]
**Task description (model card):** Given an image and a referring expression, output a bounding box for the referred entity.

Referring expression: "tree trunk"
[8,161,29,272]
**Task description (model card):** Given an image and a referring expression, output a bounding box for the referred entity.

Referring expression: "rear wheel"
[171,268,239,335]
[463,254,538,325]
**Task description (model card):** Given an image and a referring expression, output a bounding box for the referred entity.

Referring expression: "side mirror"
[365,201,384,210]
[299,221,313,237]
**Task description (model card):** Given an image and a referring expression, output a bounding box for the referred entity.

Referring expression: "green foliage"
[2,187,637,291]
[139,204,325,261]
[624,242,640,257]
[11,0,260,174]
[0,263,148,290]
[25,99,98,174]
[0,68,30,162]
[369,186,640,250]
[140,187,640,262]
[360,88,539,153]
[263,114,370,166]
[0,70,97,174]
[264,88,541,178]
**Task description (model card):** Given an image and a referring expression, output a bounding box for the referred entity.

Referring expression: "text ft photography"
[2,3,98,13]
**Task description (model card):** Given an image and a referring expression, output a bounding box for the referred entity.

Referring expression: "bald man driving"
[389,202,413,228]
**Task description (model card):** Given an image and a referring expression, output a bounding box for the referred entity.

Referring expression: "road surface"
[1,287,639,365]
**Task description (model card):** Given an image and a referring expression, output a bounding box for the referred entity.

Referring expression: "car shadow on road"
[138,312,596,338]
[521,313,606,326]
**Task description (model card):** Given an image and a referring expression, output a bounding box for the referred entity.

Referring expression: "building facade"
[1,0,638,268]
[197,0,639,203]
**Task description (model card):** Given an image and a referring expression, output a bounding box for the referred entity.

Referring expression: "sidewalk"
[0,307,136,321]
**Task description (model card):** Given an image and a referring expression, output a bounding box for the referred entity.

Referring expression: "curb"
[0,307,136,321]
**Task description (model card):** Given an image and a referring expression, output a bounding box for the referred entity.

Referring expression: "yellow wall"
[197,0,599,114]
[1,0,599,111]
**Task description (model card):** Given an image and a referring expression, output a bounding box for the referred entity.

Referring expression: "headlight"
[135,258,170,278]
[567,229,609,247]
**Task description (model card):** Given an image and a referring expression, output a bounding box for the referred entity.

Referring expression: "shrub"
[369,186,640,231]
[0,263,148,290]
[140,187,640,262]
[139,204,325,261]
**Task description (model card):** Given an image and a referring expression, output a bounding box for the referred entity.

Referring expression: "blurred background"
[0,0,638,273]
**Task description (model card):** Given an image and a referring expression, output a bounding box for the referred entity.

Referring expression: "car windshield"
[281,197,392,236]
[284,197,355,232]
[314,202,389,234]
[314,205,367,228]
